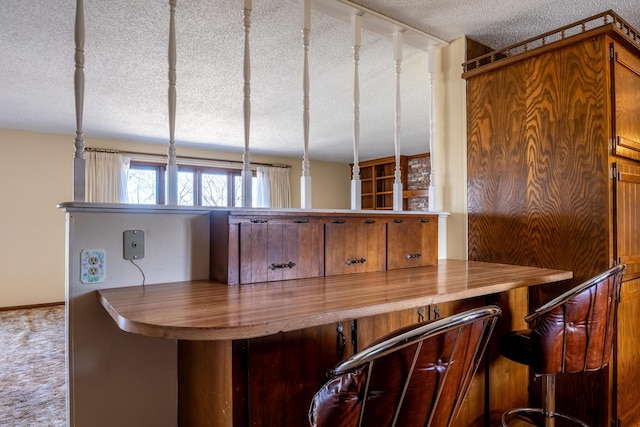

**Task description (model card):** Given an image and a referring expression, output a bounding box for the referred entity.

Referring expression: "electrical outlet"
[80,249,106,284]
[123,230,145,260]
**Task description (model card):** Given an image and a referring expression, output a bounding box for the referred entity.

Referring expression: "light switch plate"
[123,230,145,260]
[80,249,106,284]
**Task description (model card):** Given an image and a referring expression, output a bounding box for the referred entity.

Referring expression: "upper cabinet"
[613,44,640,161]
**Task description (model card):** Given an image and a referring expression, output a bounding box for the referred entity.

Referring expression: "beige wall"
[438,37,468,260]
[0,128,351,307]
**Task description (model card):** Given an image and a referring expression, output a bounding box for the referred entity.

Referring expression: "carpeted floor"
[0,305,66,426]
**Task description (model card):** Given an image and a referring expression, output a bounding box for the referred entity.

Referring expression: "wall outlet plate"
[123,230,145,260]
[80,249,106,284]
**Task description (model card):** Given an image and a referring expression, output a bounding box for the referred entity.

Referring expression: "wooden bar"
[98,259,571,341]
[97,259,570,426]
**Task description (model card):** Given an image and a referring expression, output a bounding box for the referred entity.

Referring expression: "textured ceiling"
[1,0,638,163]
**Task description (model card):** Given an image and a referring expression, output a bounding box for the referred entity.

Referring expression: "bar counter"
[98,259,572,340]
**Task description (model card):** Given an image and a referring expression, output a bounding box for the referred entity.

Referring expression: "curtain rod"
[84,147,291,168]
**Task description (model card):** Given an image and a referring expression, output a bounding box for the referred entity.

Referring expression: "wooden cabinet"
[464,17,640,427]
[387,216,438,269]
[614,161,640,425]
[210,211,324,285]
[211,210,438,284]
[613,45,640,161]
[236,216,325,284]
[324,217,386,275]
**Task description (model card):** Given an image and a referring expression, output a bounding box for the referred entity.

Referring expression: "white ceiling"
[1,0,638,163]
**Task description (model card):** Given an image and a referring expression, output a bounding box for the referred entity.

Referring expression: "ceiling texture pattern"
[1,0,638,163]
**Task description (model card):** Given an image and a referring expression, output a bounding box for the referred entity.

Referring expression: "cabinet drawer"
[386,216,438,270]
[325,218,386,276]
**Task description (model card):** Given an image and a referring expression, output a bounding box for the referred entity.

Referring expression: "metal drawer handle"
[294,218,309,223]
[250,218,268,223]
[420,218,430,223]
[393,219,403,223]
[332,219,345,224]
[345,258,366,265]
[405,253,422,259]
[269,261,296,270]
[364,219,376,224]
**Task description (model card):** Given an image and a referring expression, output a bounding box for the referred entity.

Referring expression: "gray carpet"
[0,305,66,426]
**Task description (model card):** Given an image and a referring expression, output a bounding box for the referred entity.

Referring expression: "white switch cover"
[80,249,106,284]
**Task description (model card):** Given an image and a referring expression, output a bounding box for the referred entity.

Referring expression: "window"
[127,161,257,207]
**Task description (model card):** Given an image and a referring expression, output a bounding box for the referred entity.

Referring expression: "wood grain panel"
[178,340,232,427]
[467,52,529,266]
[467,35,613,427]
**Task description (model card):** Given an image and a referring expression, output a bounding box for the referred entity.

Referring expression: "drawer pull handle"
[269,261,296,270]
[420,218,430,223]
[364,219,376,224]
[393,219,403,223]
[405,253,422,259]
[250,218,268,224]
[294,218,309,223]
[332,219,345,224]
[345,257,366,265]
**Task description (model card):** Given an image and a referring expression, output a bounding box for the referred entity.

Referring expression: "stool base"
[501,407,590,427]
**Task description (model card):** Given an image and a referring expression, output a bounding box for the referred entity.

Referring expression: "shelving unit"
[355,155,408,210]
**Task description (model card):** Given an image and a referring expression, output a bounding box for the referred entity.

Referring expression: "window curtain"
[256,166,291,208]
[85,151,129,203]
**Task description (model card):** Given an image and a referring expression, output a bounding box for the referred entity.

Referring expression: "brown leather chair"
[499,264,626,427]
[308,305,502,427]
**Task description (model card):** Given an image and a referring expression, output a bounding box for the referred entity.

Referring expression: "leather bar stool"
[308,305,502,427]
[499,264,625,427]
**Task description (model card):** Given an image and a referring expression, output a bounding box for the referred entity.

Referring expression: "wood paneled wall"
[467,35,614,426]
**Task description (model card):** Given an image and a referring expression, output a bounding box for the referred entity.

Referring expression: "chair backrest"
[526,264,625,374]
[308,305,502,427]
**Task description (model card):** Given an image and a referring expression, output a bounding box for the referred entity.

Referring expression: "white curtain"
[85,151,129,203]
[256,166,291,208]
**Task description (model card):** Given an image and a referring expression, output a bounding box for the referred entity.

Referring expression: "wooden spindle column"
[166,0,178,205]
[350,14,362,210]
[300,0,312,209]
[392,31,403,211]
[73,0,85,201]
[427,45,440,212]
[241,0,253,207]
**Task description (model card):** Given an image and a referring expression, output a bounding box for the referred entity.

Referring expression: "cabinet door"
[614,162,640,425]
[237,217,324,284]
[386,216,438,270]
[355,307,426,350]
[234,322,354,427]
[325,218,386,276]
[613,44,640,161]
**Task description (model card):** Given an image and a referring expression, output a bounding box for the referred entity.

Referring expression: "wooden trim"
[0,301,64,312]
